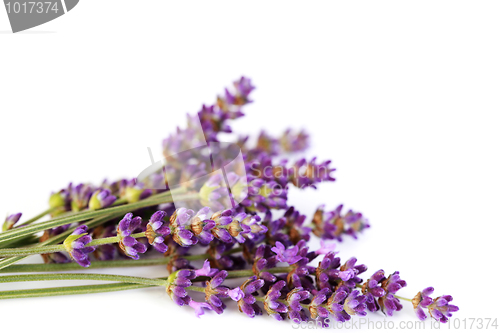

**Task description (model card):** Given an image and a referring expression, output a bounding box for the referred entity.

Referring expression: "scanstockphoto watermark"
[3,0,79,33]
[292,318,427,330]
[291,317,499,330]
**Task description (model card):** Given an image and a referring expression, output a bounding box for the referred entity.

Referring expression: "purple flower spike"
[145,210,170,253]
[2,213,22,231]
[271,241,303,265]
[89,189,116,210]
[264,280,288,321]
[117,213,148,259]
[412,287,459,323]
[237,277,265,318]
[63,225,96,267]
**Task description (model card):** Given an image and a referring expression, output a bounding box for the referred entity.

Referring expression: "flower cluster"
[117,213,148,260]
[0,77,458,327]
[412,287,459,323]
[312,204,370,241]
[169,207,267,247]
[63,225,96,267]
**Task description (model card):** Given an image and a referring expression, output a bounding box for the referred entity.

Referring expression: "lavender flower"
[264,280,288,321]
[49,186,72,213]
[188,300,212,318]
[40,225,71,264]
[280,129,309,153]
[145,210,170,253]
[206,240,245,270]
[288,157,335,189]
[123,179,152,203]
[70,183,94,212]
[117,213,147,259]
[312,204,369,241]
[315,240,337,255]
[378,271,407,316]
[199,174,232,211]
[343,289,367,317]
[315,252,341,290]
[63,225,96,267]
[217,76,254,112]
[240,177,288,212]
[189,207,216,245]
[166,269,196,306]
[412,287,459,323]
[252,244,278,282]
[170,208,198,246]
[412,287,435,320]
[205,270,243,314]
[286,240,315,289]
[197,208,267,244]
[361,269,386,312]
[166,260,216,307]
[256,130,280,156]
[326,286,351,322]
[309,288,331,319]
[88,189,116,210]
[234,213,267,242]
[337,257,367,289]
[237,277,265,318]
[2,213,22,231]
[271,242,303,265]
[282,206,311,244]
[286,287,310,323]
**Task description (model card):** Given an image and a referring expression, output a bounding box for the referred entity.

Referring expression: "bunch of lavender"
[0,77,457,326]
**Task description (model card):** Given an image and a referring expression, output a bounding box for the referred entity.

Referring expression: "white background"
[1,1,499,332]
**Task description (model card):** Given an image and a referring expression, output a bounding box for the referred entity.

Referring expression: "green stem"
[0,209,128,271]
[0,232,148,257]
[0,267,292,287]
[0,273,168,286]
[0,248,243,273]
[0,190,195,246]
[0,282,154,300]
[395,295,413,302]
[0,258,172,273]
[0,245,66,257]
[185,286,206,293]
[13,207,58,228]
[0,265,290,300]
[0,235,40,249]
